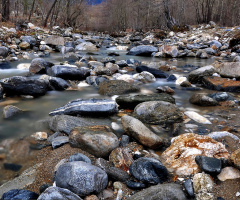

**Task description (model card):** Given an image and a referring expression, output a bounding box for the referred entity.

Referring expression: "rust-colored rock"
[230,149,240,170]
[109,147,134,172]
[161,133,229,176]
[202,76,240,92]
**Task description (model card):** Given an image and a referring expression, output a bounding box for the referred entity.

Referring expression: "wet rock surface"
[55,161,108,196]
[116,93,175,109]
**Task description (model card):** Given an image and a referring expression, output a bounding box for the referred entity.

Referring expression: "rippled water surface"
[0,48,215,141]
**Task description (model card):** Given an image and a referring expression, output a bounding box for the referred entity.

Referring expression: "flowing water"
[0,48,215,142]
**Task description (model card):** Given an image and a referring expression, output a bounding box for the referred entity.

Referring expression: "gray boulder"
[189,93,219,106]
[48,115,92,135]
[75,42,97,51]
[69,125,119,157]
[116,93,175,109]
[0,76,48,97]
[92,62,119,76]
[134,101,183,125]
[3,105,23,119]
[126,183,187,200]
[48,65,90,80]
[127,45,158,56]
[48,77,70,91]
[0,47,9,58]
[98,80,140,96]
[188,65,216,84]
[29,58,51,74]
[55,161,108,196]
[68,153,91,164]
[49,98,118,116]
[52,136,69,149]
[213,62,240,79]
[121,115,164,149]
[1,189,38,200]
[38,186,82,200]
[45,35,65,46]
[21,36,36,46]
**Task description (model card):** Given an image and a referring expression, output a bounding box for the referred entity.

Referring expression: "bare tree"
[2,0,10,22]
[43,0,58,27]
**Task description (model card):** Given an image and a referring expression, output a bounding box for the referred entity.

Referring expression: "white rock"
[31,132,48,141]
[176,76,187,85]
[133,71,156,83]
[217,167,240,181]
[208,131,239,141]
[184,111,212,124]
[17,63,30,70]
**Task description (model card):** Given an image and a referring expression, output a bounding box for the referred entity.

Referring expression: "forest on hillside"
[1,0,240,32]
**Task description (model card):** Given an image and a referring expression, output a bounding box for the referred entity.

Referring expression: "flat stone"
[69,125,119,157]
[49,98,118,117]
[98,80,140,96]
[1,189,39,200]
[45,35,65,46]
[136,66,168,78]
[129,157,169,184]
[217,167,240,181]
[55,161,108,196]
[52,136,69,149]
[202,76,240,93]
[127,45,158,56]
[121,115,164,149]
[116,93,175,109]
[195,155,222,175]
[161,133,229,176]
[126,183,187,200]
[184,111,212,124]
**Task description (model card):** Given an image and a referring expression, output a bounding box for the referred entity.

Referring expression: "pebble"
[217,167,240,181]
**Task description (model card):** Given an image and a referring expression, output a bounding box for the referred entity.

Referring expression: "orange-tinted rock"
[203,76,240,92]
[109,147,133,172]
[161,133,229,176]
[230,149,240,170]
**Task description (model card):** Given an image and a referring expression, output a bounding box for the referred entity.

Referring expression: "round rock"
[55,161,108,196]
[133,101,183,125]
[68,153,91,164]
[129,157,169,184]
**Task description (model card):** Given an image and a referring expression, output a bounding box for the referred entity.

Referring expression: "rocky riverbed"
[0,22,240,200]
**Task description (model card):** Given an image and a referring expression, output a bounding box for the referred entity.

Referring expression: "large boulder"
[69,125,119,157]
[121,115,164,149]
[126,183,187,200]
[158,45,179,58]
[38,186,82,200]
[136,66,168,78]
[45,35,65,46]
[48,65,90,80]
[127,45,158,56]
[161,133,229,176]
[98,80,140,96]
[49,99,118,116]
[55,161,108,196]
[202,76,240,92]
[213,62,240,79]
[0,76,48,97]
[188,65,216,84]
[92,62,119,76]
[21,36,36,46]
[29,58,52,74]
[75,42,98,51]
[0,47,9,58]
[47,115,92,135]
[133,101,183,125]
[116,93,175,109]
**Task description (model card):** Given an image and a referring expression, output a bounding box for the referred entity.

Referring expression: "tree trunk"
[43,0,58,27]
[28,0,36,21]
[2,0,10,22]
